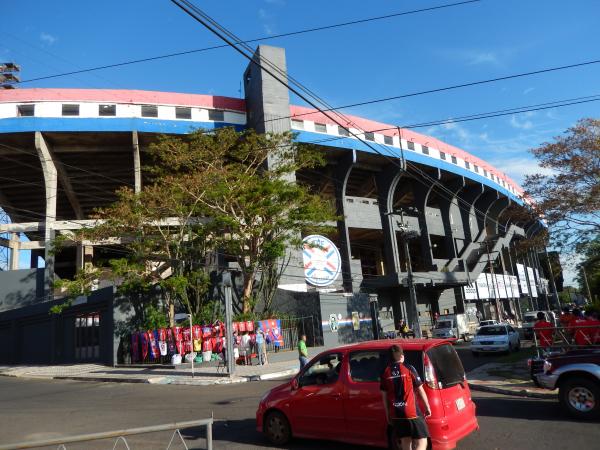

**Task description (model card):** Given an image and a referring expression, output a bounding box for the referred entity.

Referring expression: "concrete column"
[35,131,57,300]
[333,151,356,293]
[457,183,484,247]
[437,178,465,260]
[8,232,20,270]
[132,131,142,193]
[376,166,404,275]
[76,245,94,271]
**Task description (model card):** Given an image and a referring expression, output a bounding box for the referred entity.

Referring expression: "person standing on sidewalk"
[256,329,268,365]
[298,334,309,370]
[380,344,431,450]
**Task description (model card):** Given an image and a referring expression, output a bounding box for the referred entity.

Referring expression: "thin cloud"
[523,87,535,95]
[510,114,533,130]
[40,32,57,45]
[258,8,276,36]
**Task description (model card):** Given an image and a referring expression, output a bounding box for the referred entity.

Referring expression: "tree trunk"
[242,272,254,314]
[169,301,175,327]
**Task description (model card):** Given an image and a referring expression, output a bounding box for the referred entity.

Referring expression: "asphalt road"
[1,375,598,450]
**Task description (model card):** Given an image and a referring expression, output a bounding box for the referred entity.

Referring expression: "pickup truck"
[533,348,600,419]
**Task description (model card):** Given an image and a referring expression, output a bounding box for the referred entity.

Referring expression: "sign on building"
[516,263,529,295]
[527,267,538,298]
[302,235,342,287]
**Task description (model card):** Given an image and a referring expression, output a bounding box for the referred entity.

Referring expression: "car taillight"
[423,354,439,389]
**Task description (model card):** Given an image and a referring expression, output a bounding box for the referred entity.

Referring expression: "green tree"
[147,127,336,314]
[524,118,600,250]
[59,128,336,320]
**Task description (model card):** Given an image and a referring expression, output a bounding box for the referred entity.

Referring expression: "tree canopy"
[524,118,600,250]
[61,128,336,323]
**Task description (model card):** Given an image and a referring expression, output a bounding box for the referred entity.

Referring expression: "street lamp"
[385,208,422,338]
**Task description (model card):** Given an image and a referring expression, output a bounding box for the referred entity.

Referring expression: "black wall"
[0,287,114,365]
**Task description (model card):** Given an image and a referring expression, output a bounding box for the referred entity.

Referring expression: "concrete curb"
[53,376,153,384]
[0,367,298,386]
[247,368,298,382]
[468,382,558,399]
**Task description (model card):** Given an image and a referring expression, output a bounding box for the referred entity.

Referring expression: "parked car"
[479,320,499,328]
[256,339,478,450]
[471,324,521,356]
[534,348,600,419]
[432,314,477,341]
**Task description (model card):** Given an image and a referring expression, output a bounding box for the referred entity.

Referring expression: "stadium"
[0,46,551,365]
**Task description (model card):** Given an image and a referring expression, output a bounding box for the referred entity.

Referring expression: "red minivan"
[256,339,478,449]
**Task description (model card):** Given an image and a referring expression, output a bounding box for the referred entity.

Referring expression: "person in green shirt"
[298,334,308,369]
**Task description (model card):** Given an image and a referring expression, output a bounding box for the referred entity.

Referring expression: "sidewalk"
[467,360,558,399]
[0,348,311,386]
[1,346,558,398]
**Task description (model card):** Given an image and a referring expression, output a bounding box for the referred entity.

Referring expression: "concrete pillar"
[132,131,142,193]
[243,45,305,289]
[76,244,94,271]
[376,166,404,275]
[35,131,57,300]
[333,151,356,293]
[9,232,19,270]
[437,178,465,260]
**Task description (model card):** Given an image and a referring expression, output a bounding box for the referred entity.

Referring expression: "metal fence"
[531,324,600,357]
[265,316,317,353]
[0,417,214,450]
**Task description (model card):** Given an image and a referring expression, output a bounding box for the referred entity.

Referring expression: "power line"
[168,0,530,242]
[17,0,480,85]
[265,58,600,125]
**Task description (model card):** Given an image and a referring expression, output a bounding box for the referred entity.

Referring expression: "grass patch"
[493,347,537,364]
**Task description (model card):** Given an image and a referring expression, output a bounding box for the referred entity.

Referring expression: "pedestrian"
[533,311,553,350]
[298,334,309,370]
[241,332,252,365]
[256,328,268,365]
[380,344,431,450]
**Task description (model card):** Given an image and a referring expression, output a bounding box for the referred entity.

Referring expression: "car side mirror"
[291,377,299,390]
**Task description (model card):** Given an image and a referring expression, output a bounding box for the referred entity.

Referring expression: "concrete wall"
[0,269,45,313]
[320,293,373,349]
[0,287,114,365]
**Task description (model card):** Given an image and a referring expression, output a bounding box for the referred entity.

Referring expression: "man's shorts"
[391,416,430,439]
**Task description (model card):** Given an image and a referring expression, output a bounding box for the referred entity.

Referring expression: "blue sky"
[2,0,599,283]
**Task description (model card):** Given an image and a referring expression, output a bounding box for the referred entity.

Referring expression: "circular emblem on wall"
[302,235,342,287]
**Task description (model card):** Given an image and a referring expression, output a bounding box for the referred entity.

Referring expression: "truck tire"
[559,376,600,420]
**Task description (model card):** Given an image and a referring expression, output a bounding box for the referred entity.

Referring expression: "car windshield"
[524,315,537,323]
[477,326,506,336]
[480,321,494,326]
[426,344,465,388]
[435,320,453,329]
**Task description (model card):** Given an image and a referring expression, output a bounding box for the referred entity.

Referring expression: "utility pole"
[581,265,593,304]
[223,271,235,377]
[543,247,560,311]
[386,209,422,338]
[485,241,502,321]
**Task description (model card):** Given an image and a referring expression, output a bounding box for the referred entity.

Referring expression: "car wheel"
[264,410,292,445]
[559,377,600,420]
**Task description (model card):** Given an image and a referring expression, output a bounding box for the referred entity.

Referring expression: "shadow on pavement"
[472,394,593,423]
[180,419,368,449]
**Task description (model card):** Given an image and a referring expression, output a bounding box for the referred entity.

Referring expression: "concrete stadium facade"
[0,46,552,363]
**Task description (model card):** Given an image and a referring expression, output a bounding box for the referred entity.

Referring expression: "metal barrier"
[0,417,214,450]
[532,324,600,357]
